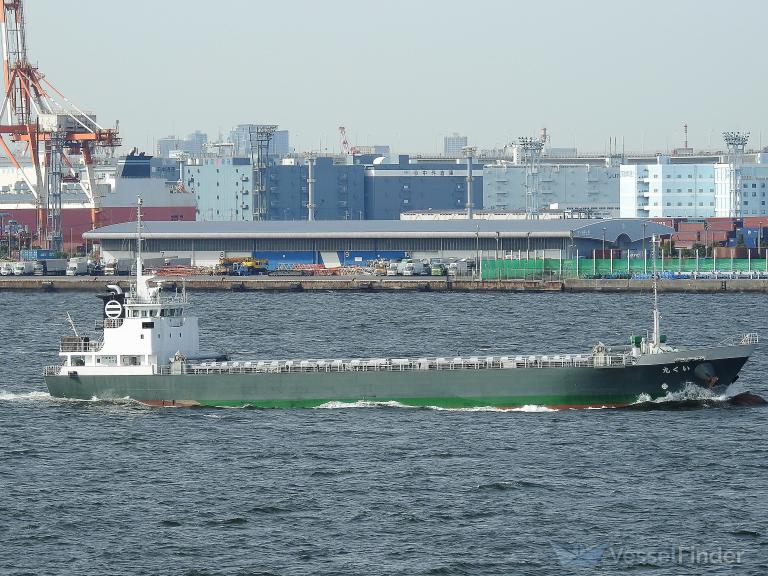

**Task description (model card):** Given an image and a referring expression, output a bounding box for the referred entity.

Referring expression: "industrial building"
[621,156,768,219]
[185,154,253,221]
[621,132,768,220]
[266,157,366,220]
[363,155,484,219]
[620,158,716,219]
[483,160,621,217]
[182,152,482,221]
[86,218,673,268]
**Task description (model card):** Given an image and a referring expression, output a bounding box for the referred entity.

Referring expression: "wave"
[0,390,52,402]
[0,389,147,408]
[314,400,416,409]
[314,400,557,412]
[626,384,766,411]
[508,404,558,413]
[476,480,551,491]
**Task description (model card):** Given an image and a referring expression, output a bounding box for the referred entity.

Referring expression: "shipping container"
[715,247,748,259]
[678,222,705,232]
[707,222,737,232]
[742,217,767,228]
[650,218,678,230]
[20,249,53,261]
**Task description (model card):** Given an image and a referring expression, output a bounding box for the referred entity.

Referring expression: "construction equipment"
[0,1,120,251]
[216,257,268,276]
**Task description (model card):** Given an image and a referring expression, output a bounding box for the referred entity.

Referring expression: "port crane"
[0,0,120,251]
[338,126,359,156]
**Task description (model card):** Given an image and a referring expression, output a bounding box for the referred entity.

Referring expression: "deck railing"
[155,353,634,376]
[719,333,759,346]
[59,339,103,353]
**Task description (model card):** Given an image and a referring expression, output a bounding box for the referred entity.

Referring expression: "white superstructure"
[47,200,201,378]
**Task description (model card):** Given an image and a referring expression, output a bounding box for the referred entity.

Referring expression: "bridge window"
[120,356,142,366]
[96,355,117,366]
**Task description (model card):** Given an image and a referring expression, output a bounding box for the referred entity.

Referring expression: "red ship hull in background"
[0,152,196,250]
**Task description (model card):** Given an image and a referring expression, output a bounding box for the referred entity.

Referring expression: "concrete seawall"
[2,275,768,293]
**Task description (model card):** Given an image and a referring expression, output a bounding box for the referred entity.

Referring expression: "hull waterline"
[45,350,752,409]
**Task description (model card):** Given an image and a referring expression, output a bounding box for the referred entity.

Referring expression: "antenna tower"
[723,131,750,218]
[248,124,277,220]
[518,135,545,219]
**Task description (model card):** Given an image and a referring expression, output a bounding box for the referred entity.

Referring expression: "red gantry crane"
[0,0,120,251]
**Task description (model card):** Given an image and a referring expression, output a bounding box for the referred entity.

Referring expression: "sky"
[23,0,768,155]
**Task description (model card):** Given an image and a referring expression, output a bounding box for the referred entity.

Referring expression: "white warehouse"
[621,154,768,219]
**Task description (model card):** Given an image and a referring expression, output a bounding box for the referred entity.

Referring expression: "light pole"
[703,222,708,259]
[602,227,607,256]
[526,232,531,260]
[462,146,477,219]
[642,222,647,274]
[0,213,7,258]
[475,224,480,280]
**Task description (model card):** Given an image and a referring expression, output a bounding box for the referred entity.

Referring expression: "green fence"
[480,256,768,280]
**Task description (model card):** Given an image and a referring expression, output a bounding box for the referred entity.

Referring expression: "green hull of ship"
[45,351,751,409]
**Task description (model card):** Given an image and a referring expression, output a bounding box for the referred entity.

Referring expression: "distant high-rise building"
[229,125,289,158]
[156,132,209,158]
[185,131,208,155]
[157,136,185,158]
[444,133,468,157]
[270,130,290,156]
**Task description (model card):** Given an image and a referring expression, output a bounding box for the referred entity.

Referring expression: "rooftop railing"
[155,353,635,376]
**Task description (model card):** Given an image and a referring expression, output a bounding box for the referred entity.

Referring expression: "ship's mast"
[651,234,661,347]
[135,196,144,297]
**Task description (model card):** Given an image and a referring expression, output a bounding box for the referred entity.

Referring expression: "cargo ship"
[43,202,758,409]
[0,151,195,248]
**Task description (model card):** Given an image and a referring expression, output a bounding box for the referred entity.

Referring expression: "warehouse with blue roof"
[85,219,673,269]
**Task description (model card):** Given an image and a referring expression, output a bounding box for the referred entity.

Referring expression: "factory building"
[266,158,365,220]
[483,160,621,217]
[183,152,483,221]
[86,218,672,268]
[621,154,768,219]
[363,155,484,219]
[184,154,253,221]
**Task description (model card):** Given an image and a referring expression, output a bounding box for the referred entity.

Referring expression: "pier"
[2,275,768,293]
